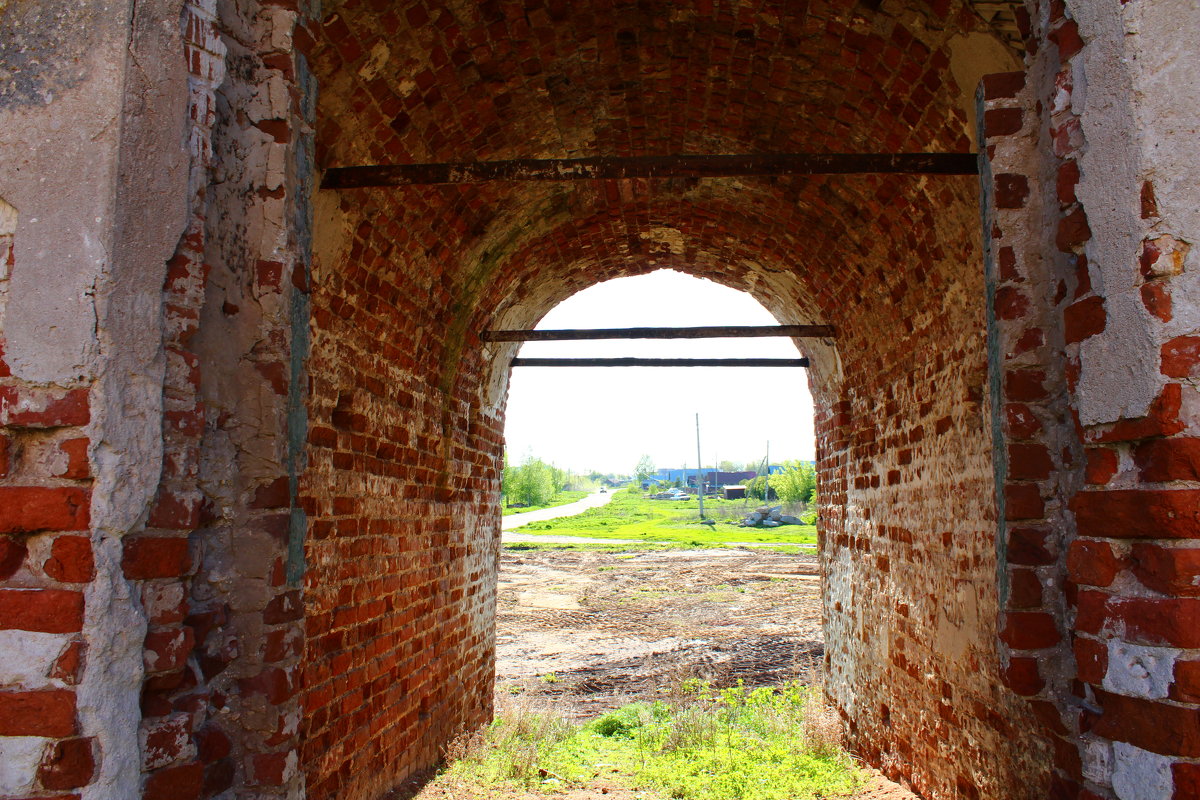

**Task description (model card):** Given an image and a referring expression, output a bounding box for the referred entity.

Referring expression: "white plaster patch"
[141,581,185,623]
[140,713,196,771]
[142,628,187,673]
[263,6,296,52]
[79,540,147,800]
[357,41,391,81]
[1112,741,1174,800]
[0,630,70,686]
[639,226,686,255]
[935,580,977,661]
[1082,736,1113,786]
[0,196,16,234]
[0,736,48,795]
[282,749,299,784]
[1103,640,1179,699]
[1071,1,1161,426]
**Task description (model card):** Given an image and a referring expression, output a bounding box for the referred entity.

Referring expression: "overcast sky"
[502,270,816,475]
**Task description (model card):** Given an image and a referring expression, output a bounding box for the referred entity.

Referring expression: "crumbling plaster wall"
[1065,1,1200,797]
[983,2,1200,797]
[0,0,192,797]
[1069,0,1196,426]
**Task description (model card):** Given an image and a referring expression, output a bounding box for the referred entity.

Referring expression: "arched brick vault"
[301,2,1040,799]
[8,1,1200,800]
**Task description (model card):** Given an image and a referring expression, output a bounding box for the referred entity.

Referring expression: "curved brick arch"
[298,4,1042,797]
[6,1,1200,799]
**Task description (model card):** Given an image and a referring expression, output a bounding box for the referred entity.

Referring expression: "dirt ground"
[402,547,918,799]
[440,545,921,800]
[495,547,825,718]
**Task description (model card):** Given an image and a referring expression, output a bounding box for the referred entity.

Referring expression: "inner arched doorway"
[298,2,1043,799]
[6,2,1200,799]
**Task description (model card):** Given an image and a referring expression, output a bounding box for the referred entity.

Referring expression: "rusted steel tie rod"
[510,358,810,368]
[322,153,978,188]
[483,325,834,342]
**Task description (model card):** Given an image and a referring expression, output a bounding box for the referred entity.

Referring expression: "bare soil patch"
[496,547,824,718]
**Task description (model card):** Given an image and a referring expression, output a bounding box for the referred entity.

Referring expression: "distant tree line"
[501,453,591,507]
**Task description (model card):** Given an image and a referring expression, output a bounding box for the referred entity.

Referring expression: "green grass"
[503,541,695,553]
[509,489,817,547]
[502,490,590,517]
[438,680,863,799]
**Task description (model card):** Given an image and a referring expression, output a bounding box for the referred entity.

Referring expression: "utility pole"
[695,413,705,519]
[765,440,771,502]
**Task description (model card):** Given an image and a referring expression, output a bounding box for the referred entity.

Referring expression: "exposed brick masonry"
[301,2,1042,798]
[0,197,96,794]
[3,1,1199,799]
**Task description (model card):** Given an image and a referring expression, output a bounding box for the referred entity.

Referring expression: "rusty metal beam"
[510,357,810,368]
[483,325,834,342]
[322,153,978,188]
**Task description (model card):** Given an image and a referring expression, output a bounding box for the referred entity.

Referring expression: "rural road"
[501,489,620,533]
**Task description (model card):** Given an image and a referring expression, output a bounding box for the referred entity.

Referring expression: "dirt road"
[402,547,919,799]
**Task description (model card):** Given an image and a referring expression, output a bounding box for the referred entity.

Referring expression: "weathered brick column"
[1057,2,1200,798]
[0,0,192,795]
[986,2,1200,798]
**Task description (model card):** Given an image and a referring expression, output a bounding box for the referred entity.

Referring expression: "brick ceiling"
[308,0,1019,340]
[968,0,1025,50]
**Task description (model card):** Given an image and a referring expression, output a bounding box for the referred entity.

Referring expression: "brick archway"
[297,3,1038,797]
[2,2,1198,799]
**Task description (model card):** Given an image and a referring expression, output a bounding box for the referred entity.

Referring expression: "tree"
[634,455,657,484]
[742,475,771,501]
[741,461,816,503]
[501,453,560,506]
[768,461,816,503]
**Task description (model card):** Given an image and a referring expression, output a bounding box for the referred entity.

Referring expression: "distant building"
[645,466,788,492]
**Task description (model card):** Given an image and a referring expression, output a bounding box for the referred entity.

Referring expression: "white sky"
[502,270,816,475]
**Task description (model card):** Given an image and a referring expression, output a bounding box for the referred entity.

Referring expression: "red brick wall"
[811,173,1051,798]
[0,193,98,794]
[981,57,1084,795]
[301,196,500,800]
[11,2,1200,799]
[298,2,1052,798]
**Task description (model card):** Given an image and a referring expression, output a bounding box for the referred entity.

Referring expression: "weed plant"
[437,680,862,799]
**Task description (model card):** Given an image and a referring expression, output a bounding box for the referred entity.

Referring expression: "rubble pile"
[738,505,804,528]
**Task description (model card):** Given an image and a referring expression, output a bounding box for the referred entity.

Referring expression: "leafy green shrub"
[588,702,670,738]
